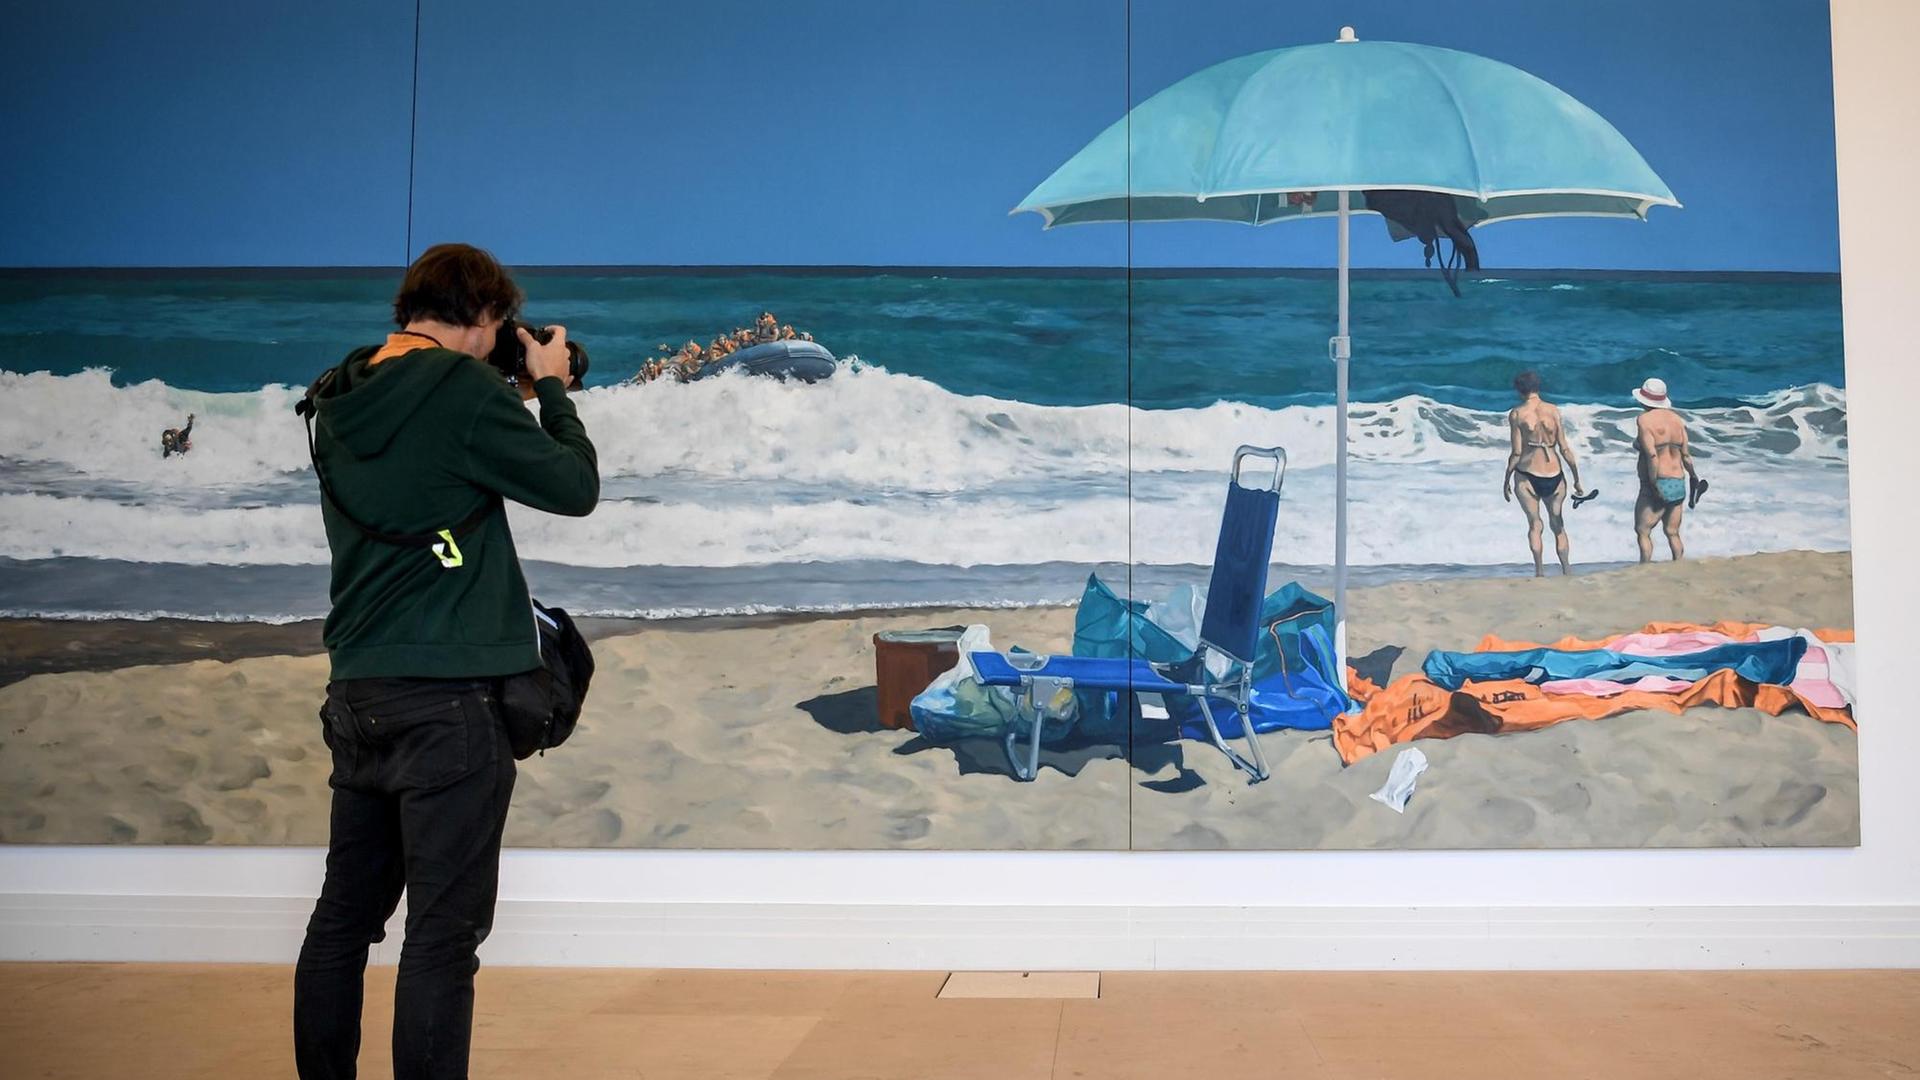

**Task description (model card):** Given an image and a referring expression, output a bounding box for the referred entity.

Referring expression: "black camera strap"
[295,368,499,557]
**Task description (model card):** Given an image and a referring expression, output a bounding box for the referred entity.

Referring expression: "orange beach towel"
[1332,621,1855,766]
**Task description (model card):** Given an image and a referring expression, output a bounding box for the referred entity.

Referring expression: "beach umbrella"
[1015,26,1678,678]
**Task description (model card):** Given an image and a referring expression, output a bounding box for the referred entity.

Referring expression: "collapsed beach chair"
[971,446,1287,782]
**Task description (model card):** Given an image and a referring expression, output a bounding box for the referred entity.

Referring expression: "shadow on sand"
[798,683,1125,780]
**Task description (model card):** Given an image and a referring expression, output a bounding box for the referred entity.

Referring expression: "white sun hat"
[1632,377,1673,409]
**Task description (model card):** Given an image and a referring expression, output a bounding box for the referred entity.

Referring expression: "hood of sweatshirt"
[313,344,471,459]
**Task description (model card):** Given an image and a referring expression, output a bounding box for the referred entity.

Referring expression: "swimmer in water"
[161,413,195,458]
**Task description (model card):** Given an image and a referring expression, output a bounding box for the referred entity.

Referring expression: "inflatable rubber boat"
[690,340,836,383]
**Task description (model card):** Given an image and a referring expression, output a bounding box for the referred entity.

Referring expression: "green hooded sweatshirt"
[310,340,598,680]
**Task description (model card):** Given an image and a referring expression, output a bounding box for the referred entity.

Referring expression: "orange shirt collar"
[368,331,443,366]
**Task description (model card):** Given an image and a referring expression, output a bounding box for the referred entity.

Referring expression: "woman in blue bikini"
[1503,371,1586,577]
[1632,377,1704,563]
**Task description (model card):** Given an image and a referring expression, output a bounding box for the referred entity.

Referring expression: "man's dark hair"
[392,243,524,328]
[1513,370,1543,397]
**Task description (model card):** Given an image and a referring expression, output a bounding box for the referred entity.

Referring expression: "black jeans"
[294,677,517,1080]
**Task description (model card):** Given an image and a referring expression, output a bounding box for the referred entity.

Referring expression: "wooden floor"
[3,964,1917,1079]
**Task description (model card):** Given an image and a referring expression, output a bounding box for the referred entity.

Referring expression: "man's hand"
[518,324,572,385]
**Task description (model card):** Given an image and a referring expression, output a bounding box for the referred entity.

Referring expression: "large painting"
[0,0,1853,849]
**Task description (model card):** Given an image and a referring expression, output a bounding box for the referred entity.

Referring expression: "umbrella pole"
[1333,190,1351,687]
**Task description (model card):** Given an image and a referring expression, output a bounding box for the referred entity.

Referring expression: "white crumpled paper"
[1368,747,1430,813]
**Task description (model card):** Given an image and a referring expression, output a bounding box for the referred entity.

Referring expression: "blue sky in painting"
[2,0,1837,270]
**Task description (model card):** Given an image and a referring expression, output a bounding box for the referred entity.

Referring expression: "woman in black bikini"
[1502,372,1585,577]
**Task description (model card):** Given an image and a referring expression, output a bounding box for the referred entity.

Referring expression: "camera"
[488,319,589,391]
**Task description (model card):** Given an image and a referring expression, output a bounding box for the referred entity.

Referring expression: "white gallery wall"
[1,0,1916,968]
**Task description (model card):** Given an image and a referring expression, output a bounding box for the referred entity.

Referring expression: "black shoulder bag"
[296,367,593,759]
[500,600,595,758]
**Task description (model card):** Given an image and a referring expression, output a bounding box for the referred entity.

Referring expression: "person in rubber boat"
[640,316,819,383]
[752,313,811,345]
[161,413,195,458]
[1632,377,1704,563]
[1502,371,1585,577]
[665,339,705,379]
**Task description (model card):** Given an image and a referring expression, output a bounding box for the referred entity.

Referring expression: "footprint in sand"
[209,752,271,792]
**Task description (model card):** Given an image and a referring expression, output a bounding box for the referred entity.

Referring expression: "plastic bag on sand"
[908,626,1079,745]
[1144,584,1232,680]
[1369,747,1429,813]
[1071,576,1191,744]
[1076,574,1351,739]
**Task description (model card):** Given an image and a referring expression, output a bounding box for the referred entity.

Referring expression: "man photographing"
[293,243,598,1079]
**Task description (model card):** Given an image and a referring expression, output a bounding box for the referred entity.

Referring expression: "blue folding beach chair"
[971,446,1287,782]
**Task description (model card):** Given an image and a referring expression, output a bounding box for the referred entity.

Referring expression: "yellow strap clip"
[432,529,465,569]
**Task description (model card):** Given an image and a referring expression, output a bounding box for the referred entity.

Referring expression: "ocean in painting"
[0,269,1848,621]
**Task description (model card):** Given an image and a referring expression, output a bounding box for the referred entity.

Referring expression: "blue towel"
[1421,637,1807,691]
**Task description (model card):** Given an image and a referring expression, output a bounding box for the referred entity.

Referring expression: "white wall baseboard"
[3,896,1916,970]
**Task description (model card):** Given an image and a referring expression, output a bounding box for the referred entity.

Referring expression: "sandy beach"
[0,550,1857,850]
